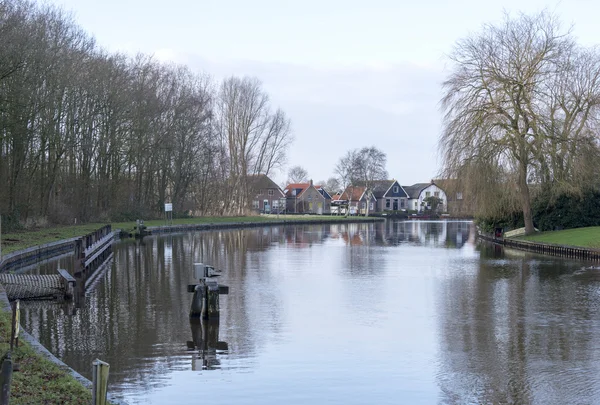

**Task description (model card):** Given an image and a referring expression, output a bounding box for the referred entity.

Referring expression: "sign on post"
[164,203,173,226]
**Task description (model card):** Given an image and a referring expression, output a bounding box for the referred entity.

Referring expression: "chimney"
[309,179,313,186]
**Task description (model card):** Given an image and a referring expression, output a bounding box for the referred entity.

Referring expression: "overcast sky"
[49,0,597,186]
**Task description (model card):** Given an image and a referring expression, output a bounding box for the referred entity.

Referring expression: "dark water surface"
[19,221,600,404]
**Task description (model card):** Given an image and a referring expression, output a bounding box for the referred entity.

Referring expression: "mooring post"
[0,352,12,405]
[189,284,206,318]
[189,263,228,320]
[92,359,110,405]
[205,281,220,319]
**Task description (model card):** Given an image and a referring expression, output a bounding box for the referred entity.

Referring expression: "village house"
[283,180,331,214]
[403,181,448,213]
[367,179,409,212]
[248,174,286,213]
[335,185,376,215]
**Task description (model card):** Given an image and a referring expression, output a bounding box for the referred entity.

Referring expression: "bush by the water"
[532,189,600,231]
[477,189,600,232]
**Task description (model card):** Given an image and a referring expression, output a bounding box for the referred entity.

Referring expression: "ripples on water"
[18,220,600,404]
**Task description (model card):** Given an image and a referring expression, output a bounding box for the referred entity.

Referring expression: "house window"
[456,192,463,200]
[362,202,366,209]
[414,201,418,208]
[393,186,399,193]
[400,199,405,208]
[308,195,312,200]
[386,199,390,208]
[273,200,279,208]
[370,202,374,210]
[252,200,259,209]
[426,191,431,198]
[434,191,439,198]
[268,189,274,196]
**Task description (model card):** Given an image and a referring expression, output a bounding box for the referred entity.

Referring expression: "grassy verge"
[0,310,92,404]
[517,226,600,249]
[1,215,378,255]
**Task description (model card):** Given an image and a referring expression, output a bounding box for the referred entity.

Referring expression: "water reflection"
[18,220,600,404]
[437,241,600,404]
[187,319,228,371]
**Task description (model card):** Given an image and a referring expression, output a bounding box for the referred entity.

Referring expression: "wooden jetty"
[0,225,114,302]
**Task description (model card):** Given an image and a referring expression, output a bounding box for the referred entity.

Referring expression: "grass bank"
[516,226,600,248]
[1,215,378,255]
[0,310,92,404]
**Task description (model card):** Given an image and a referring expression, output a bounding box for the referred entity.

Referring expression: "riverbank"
[479,226,600,262]
[0,291,93,404]
[516,226,600,248]
[1,215,381,256]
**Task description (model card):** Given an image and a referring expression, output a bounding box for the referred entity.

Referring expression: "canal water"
[19,221,600,404]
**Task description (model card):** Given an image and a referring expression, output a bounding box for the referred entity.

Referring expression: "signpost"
[165,203,173,226]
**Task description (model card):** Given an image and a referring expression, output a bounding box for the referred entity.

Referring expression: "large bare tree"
[287,165,309,184]
[336,146,387,216]
[439,11,600,235]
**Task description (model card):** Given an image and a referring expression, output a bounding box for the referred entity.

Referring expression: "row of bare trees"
[0,0,292,228]
[439,11,600,234]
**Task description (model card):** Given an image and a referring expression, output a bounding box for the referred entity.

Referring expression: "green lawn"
[517,226,600,249]
[1,215,378,255]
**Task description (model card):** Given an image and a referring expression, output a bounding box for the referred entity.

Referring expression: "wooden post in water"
[205,281,220,319]
[92,359,110,405]
[189,263,227,320]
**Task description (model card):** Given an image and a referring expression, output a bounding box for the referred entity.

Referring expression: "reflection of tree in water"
[20,227,287,393]
[436,247,600,404]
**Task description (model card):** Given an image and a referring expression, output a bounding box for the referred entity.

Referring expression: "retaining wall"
[149,217,384,234]
[479,233,600,261]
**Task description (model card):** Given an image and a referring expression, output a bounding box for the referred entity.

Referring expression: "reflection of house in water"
[282,225,328,247]
[373,220,472,248]
[326,221,472,248]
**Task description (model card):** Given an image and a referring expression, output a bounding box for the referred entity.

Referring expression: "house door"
[393,199,398,210]
[263,200,270,213]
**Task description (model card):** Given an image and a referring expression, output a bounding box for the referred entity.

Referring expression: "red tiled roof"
[340,186,366,201]
[283,183,310,198]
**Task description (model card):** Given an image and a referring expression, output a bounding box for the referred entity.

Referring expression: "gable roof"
[283,183,310,198]
[315,185,332,200]
[340,186,368,201]
[248,174,284,195]
[402,183,432,199]
[367,180,395,199]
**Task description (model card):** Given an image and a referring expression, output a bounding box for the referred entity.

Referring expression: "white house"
[403,181,448,213]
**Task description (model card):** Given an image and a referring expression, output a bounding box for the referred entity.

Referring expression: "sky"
[48,0,598,187]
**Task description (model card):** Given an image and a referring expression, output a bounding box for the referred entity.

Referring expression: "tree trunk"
[518,161,535,235]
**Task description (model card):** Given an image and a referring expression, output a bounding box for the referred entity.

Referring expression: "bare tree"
[439,11,600,235]
[287,165,309,184]
[216,76,292,215]
[322,177,340,194]
[354,146,388,216]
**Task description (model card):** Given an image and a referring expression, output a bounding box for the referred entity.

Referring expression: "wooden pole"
[0,353,12,405]
[9,300,19,351]
[92,359,110,405]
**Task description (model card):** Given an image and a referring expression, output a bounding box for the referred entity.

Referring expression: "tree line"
[439,11,600,234]
[0,0,292,231]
